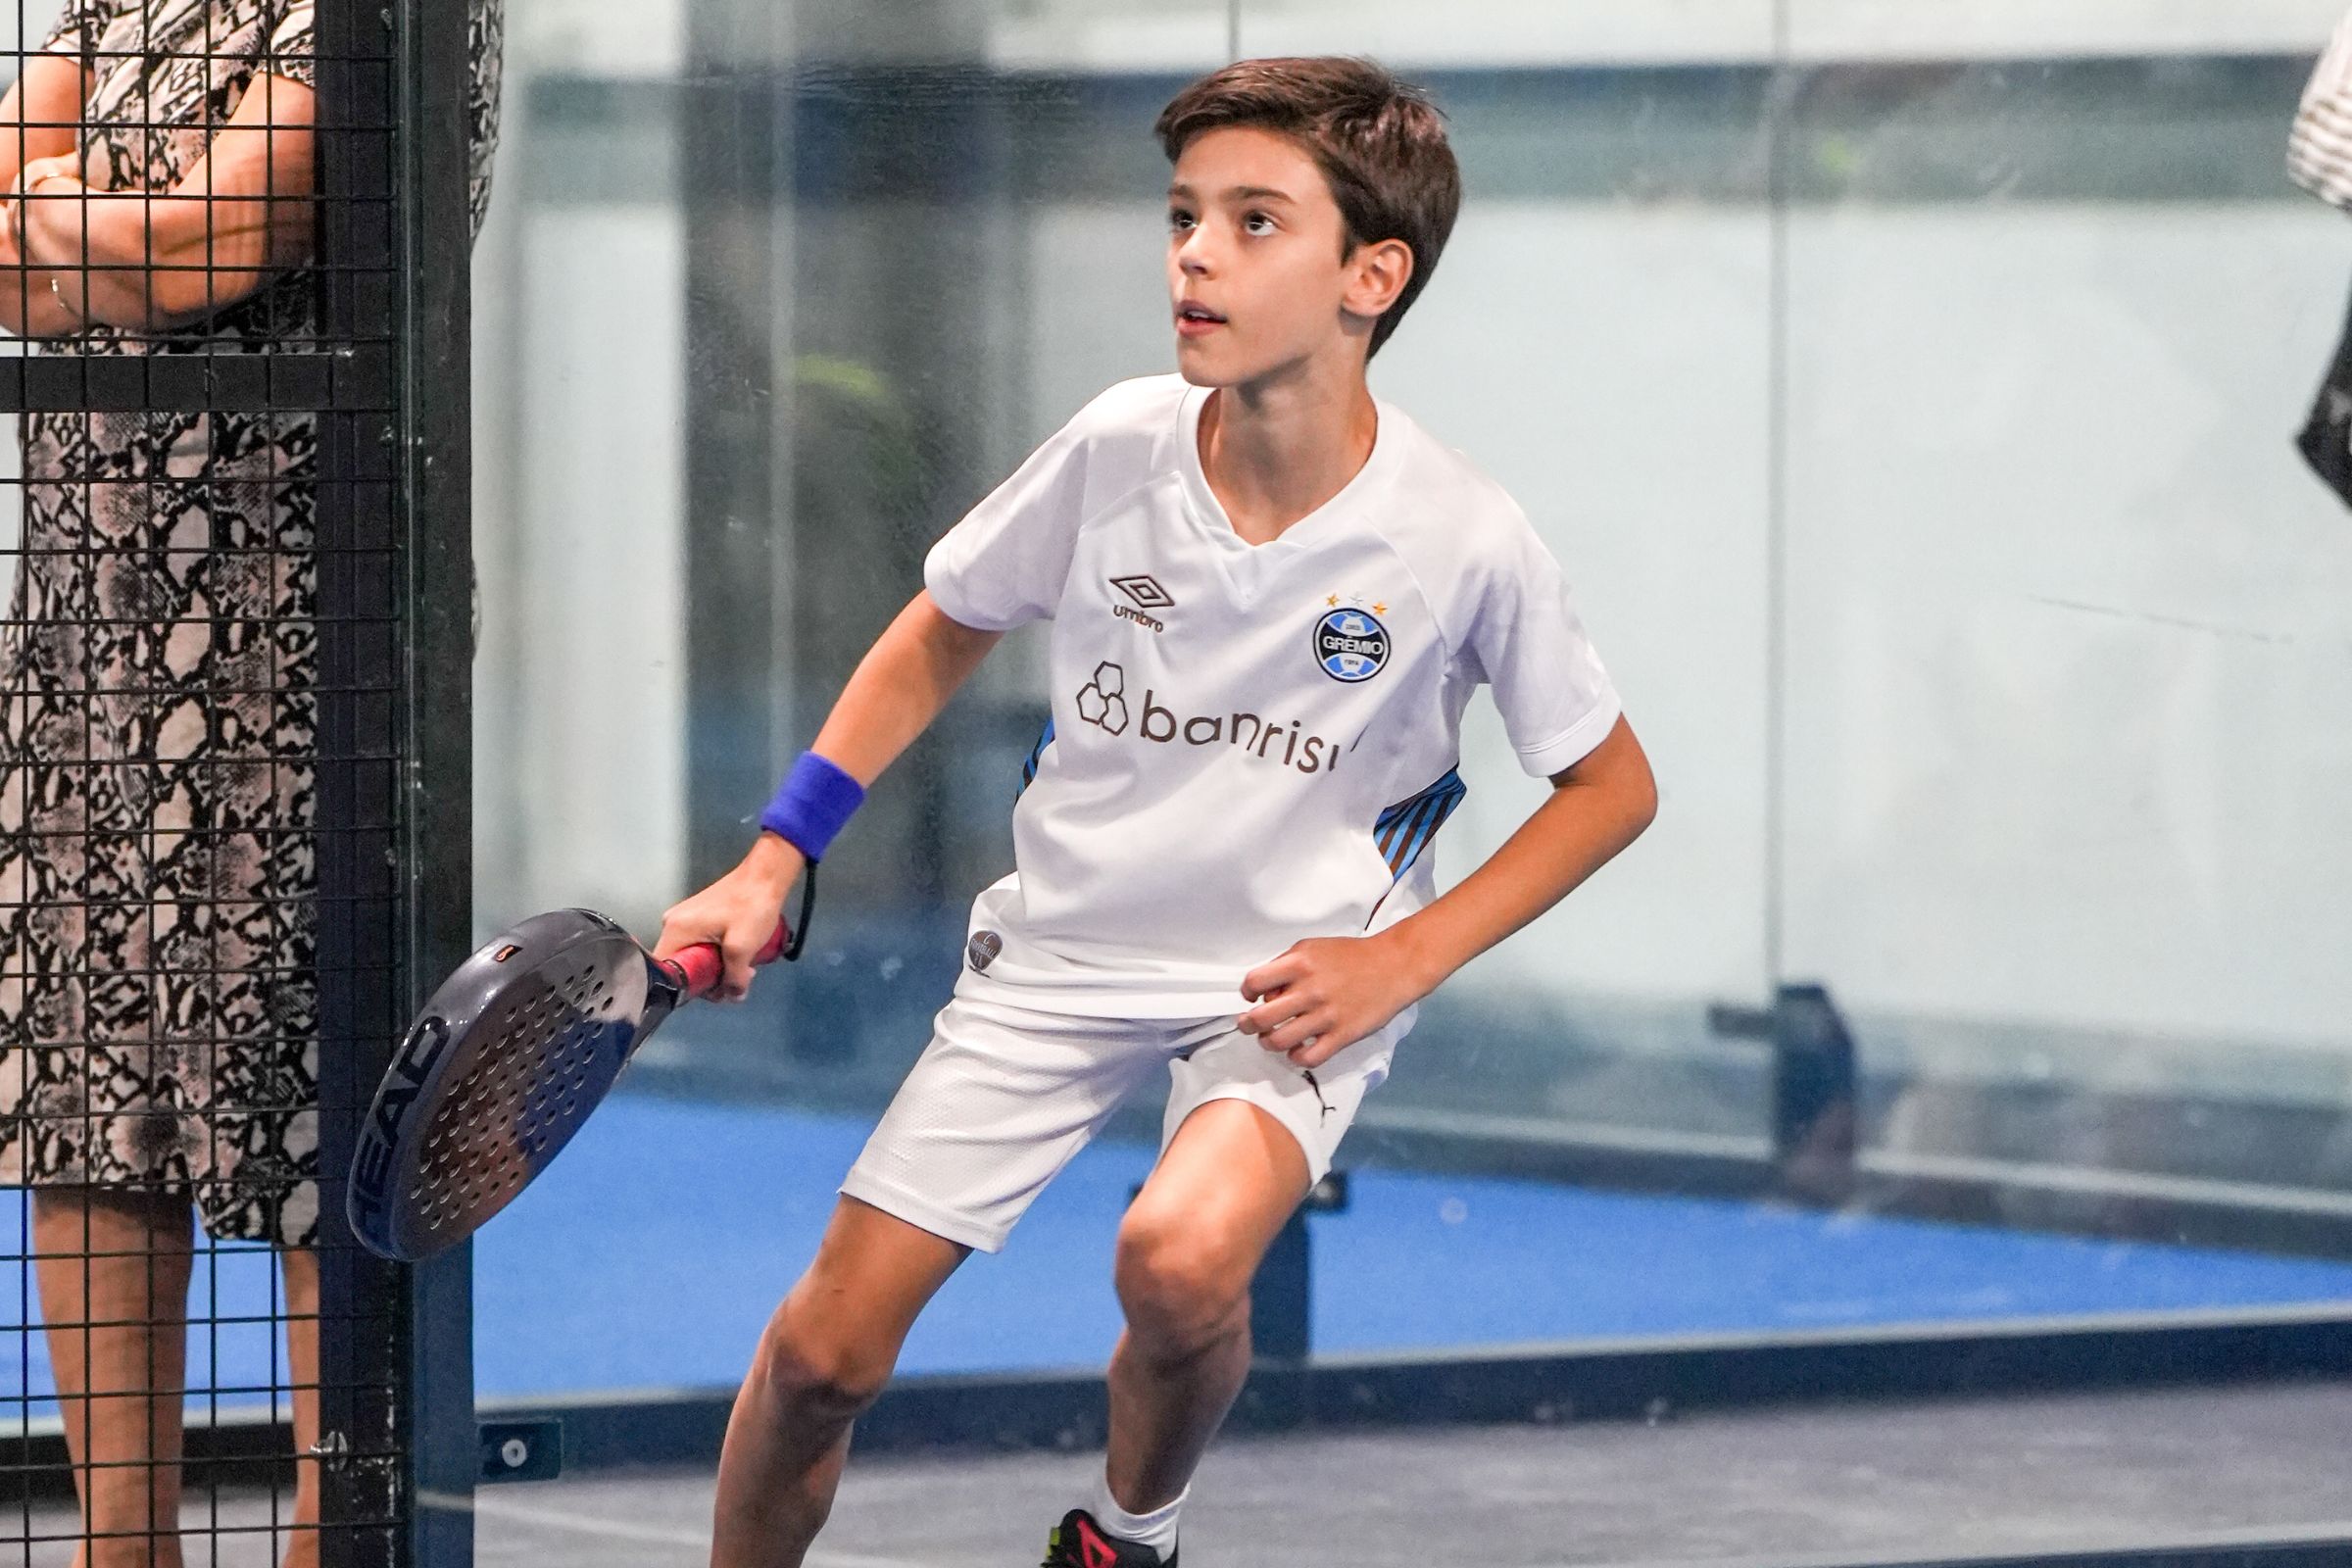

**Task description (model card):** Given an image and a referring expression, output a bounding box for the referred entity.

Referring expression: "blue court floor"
[9,1092,2352,1414]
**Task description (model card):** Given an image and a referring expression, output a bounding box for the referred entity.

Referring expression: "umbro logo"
[1111,574,1173,611]
[1110,574,1172,632]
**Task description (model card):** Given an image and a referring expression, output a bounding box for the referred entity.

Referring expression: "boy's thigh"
[1124,1098,1311,1283]
[777,1194,970,1359]
[1160,1016,1402,1189]
[841,999,1166,1254]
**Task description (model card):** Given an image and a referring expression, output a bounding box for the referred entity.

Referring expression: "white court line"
[432,1490,937,1568]
[1574,1518,2352,1568]
[433,1490,2352,1568]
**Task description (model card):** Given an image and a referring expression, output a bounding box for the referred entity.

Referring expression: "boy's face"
[1165,125,1409,387]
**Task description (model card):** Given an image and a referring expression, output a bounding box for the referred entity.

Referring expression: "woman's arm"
[16,72,314,331]
[0,55,96,336]
[656,592,1004,998]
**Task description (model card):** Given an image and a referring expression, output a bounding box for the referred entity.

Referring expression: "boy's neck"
[1197,362,1379,547]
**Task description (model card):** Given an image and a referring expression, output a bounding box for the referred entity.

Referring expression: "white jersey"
[923,374,1621,1018]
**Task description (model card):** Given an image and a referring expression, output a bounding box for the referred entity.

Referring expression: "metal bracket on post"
[1251,1169,1349,1366]
[1709,983,1857,1204]
[1250,1169,1348,1432]
[477,1419,564,1485]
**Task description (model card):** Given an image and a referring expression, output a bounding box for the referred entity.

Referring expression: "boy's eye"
[1168,209,1196,231]
[1244,212,1276,234]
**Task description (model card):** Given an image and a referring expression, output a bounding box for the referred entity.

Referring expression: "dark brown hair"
[1155,57,1462,358]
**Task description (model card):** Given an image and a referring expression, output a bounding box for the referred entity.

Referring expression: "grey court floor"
[9,1381,2352,1567]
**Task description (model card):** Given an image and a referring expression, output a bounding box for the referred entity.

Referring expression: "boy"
[658,56,1657,1568]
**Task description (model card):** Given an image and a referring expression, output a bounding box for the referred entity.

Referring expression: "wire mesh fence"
[0,0,482,1558]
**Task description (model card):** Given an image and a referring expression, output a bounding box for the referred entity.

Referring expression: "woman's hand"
[11,153,85,197]
[1238,931,1433,1069]
[8,155,83,259]
[0,58,97,337]
[3,155,93,330]
[653,834,807,1004]
[11,157,91,277]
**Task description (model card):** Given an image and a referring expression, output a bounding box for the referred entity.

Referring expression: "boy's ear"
[1344,236,1415,324]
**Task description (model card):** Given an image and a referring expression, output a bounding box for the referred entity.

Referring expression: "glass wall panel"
[446,1,2352,1556]
[1775,37,2352,1239]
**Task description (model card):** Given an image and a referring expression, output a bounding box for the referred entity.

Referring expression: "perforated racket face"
[349,909,667,1261]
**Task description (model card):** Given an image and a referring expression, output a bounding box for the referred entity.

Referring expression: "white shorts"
[839,996,1407,1253]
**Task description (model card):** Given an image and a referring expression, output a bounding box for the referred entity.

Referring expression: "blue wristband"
[758,752,864,862]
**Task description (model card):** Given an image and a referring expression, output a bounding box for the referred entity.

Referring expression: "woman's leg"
[31,1185,195,1568]
[276,1247,320,1568]
[709,1197,967,1568]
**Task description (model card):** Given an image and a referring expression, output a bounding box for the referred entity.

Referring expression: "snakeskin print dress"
[0,0,502,1245]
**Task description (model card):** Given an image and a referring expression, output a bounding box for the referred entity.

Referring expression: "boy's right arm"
[654,590,1002,999]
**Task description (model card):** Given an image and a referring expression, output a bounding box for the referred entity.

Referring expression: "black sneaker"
[1039,1507,1176,1567]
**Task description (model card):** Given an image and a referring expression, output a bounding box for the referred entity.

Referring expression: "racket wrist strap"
[759,751,864,862]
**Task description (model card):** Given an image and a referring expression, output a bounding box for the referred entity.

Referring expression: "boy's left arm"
[1239,714,1656,1066]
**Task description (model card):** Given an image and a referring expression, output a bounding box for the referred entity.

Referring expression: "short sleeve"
[265,0,316,89]
[42,0,118,69]
[922,407,1096,633]
[1465,515,1623,777]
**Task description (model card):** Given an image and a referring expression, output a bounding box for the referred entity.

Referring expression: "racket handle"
[671,921,791,1000]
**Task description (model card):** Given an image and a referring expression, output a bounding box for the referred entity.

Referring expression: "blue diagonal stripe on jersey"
[1017,716,1056,797]
[1373,766,1468,882]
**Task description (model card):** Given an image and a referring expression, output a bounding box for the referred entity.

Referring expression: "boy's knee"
[1114,1208,1250,1351]
[752,1309,894,1423]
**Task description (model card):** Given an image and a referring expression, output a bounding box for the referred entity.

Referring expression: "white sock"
[1092,1474,1187,1559]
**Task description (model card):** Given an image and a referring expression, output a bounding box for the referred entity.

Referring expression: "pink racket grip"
[668,921,791,1001]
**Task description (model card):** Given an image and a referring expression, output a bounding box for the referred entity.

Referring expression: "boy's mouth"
[1175,300,1228,333]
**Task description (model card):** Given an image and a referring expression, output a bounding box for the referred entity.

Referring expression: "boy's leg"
[718,994,1168,1565]
[1103,1098,1309,1514]
[709,1195,967,1568]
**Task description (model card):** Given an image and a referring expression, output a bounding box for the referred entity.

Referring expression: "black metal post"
[1710,982,1859,1204]
[394,0,483,1555]
[311,0,410,1554]
[310,0,477,1558]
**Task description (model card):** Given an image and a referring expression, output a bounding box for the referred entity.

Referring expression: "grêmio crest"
[1312,604,1390,683]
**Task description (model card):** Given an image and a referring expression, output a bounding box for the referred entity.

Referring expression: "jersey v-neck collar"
[1172,382,1401,563]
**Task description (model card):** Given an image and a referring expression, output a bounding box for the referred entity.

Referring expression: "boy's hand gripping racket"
[347,873,816,1262]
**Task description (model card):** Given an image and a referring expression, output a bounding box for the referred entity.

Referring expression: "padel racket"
[347,872,816,1262]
